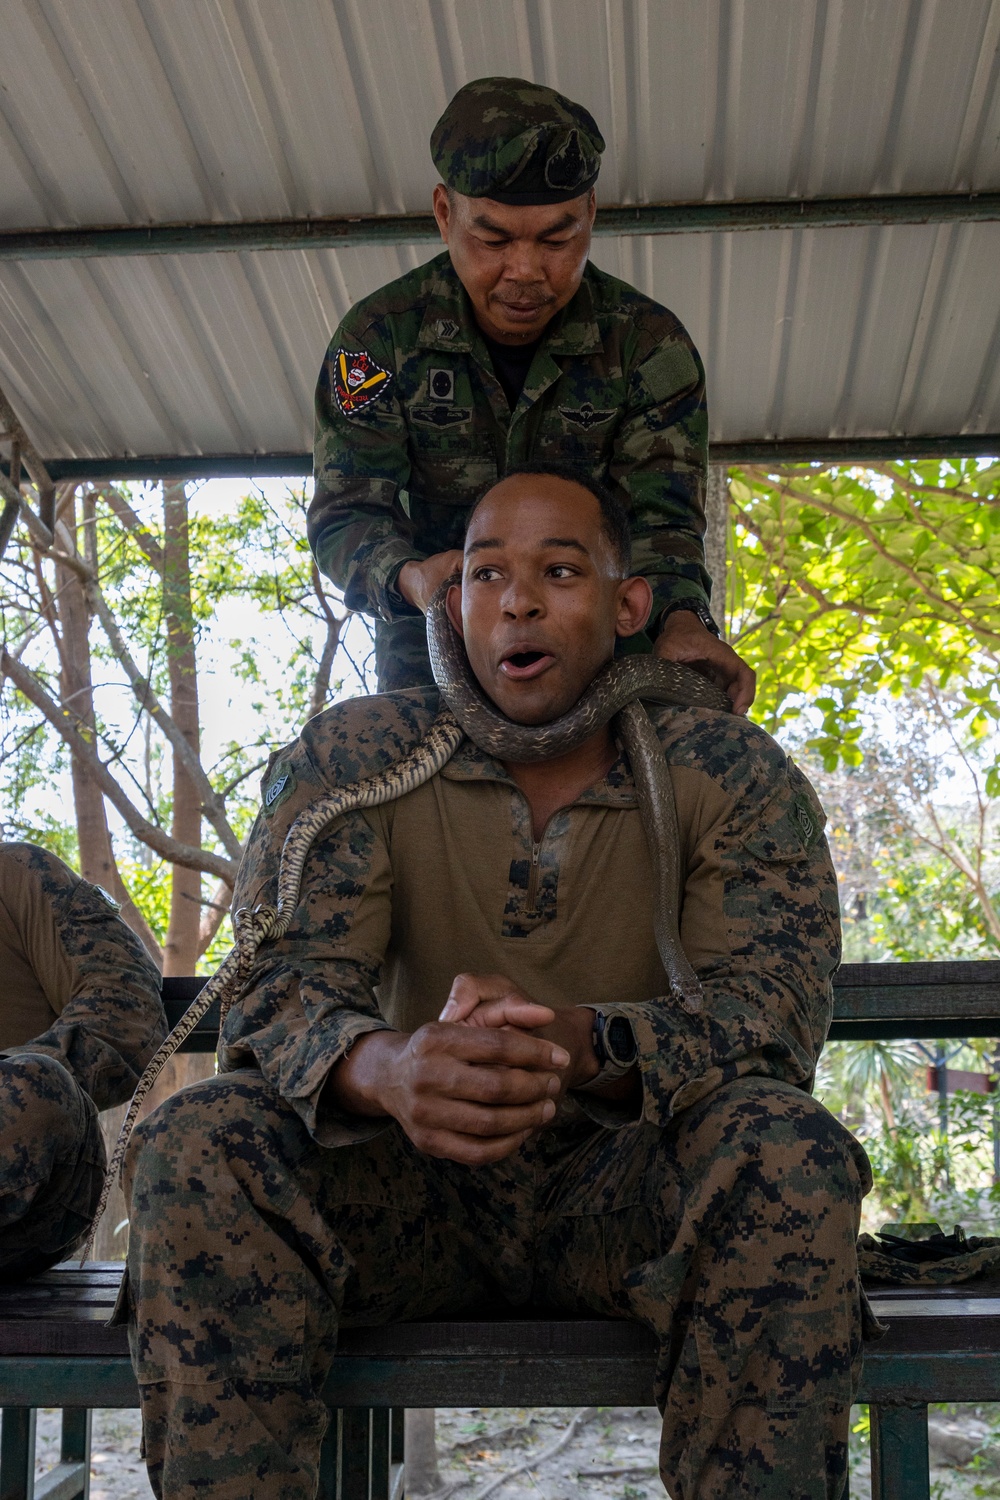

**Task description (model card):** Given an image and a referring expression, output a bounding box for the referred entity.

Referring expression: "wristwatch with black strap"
[658,598,721,638]
[579,1008,638,1089]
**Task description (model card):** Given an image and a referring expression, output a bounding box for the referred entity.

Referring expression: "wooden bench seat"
[3,959,1000,1499]
[3,1263,1000,1499]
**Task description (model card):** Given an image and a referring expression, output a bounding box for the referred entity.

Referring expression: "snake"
[81,576,730,1262]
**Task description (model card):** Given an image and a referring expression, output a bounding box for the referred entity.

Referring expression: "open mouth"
[499,649,555,681]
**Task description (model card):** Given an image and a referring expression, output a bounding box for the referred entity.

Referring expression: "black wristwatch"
[589,1010,638,1082]
[659,599,721,638]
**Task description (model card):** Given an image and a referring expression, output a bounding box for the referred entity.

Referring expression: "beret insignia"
[333,348,393,416]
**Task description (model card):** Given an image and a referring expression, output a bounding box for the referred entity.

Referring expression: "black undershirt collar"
[481,331,543,410]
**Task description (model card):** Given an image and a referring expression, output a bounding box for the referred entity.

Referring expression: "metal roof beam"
[11,433,997,483]
[1,193,999,261]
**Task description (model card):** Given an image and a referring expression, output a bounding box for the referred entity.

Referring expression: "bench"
[2,958,1000,1500]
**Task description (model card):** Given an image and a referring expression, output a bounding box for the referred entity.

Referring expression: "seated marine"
[0,842,164,1278]
[124,464,870,1500]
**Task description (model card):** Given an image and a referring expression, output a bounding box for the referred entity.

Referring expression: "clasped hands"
[330,974,600,1167]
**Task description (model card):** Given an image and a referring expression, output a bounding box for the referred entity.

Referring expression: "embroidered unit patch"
[428,368,455,402]
[333,348,393,416]
[559,400,616,430]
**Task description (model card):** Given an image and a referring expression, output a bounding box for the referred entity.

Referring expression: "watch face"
[607,1015,637,1066]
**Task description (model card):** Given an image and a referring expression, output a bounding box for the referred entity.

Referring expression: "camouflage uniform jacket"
[226,690,840,1146]
[310,252,710,638]
[0,843,166,1110]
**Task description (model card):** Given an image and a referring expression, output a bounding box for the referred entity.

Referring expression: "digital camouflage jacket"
[0,842,165,1110]
[310,253,710,643]
[225,689,840,1146]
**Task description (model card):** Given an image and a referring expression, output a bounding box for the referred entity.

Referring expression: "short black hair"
[465,462,632,572]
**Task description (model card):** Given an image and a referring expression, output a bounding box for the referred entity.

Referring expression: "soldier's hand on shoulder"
[655,611,756,716]
[397,550,465,613]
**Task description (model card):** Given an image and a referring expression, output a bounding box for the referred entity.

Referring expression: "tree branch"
[85,575,242,861]
[742,468,1000,647]
[309,562,345,717]
[94,487,164,571]
[1,648,236,883]
[198,876,233,957]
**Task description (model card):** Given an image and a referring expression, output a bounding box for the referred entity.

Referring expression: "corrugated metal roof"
[0,0,998,462]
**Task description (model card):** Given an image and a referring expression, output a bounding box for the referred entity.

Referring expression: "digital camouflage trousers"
[123,1070,870,1500]
[0,1052,105,1279]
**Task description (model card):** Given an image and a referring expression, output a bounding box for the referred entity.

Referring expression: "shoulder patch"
[263,760,297,816]
[638,341,700,403]
[333,348,393,416]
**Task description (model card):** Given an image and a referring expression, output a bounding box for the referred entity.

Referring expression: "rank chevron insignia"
[559,400,616,430]
[333,348,393,415]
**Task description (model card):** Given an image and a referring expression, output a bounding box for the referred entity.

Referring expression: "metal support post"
[369,1410,390,1497]
[339,1409,371,1500]
[870,1404,930,1500]
[0,1407,36,1500]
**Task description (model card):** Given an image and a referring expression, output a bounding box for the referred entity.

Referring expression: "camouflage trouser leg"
[531,1076,871,1500]
[124,1070,510,1500]
[373,615,433,693]
[124,1071,867,1500]
[0,1052,105,1279]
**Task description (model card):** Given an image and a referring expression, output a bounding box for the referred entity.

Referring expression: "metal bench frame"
[2,959,999,1500]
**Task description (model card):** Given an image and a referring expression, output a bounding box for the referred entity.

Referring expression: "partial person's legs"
[373,616,433,692]
[124,1070,534,1500]
[0,1052,104,1278]
[535,1079,870,1500]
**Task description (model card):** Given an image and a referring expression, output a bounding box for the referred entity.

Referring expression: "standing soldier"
[310,76,755,706]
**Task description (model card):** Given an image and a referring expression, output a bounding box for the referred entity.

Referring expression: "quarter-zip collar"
[440,734,638,810]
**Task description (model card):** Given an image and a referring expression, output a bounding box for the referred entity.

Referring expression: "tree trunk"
[162,481,202,976]
[704,465,729,637]
[149,482,215,1112]
[54,490,157,1259]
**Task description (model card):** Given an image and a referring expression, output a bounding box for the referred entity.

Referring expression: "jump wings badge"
[333,348,393,416]
[559,400,615,430]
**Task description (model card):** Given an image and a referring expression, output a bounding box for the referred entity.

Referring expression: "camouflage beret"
[430,76,604,205]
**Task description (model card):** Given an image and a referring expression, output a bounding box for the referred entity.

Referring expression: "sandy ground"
[26,1404,1000,1498]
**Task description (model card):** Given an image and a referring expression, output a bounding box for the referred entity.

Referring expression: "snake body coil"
[82,578,728,1262]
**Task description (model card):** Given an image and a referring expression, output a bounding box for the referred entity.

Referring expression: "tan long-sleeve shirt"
[0,843,165,1109]
[225,687,841,1146]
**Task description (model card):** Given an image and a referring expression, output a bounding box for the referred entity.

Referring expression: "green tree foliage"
[727,459,1000,766]
[729,460,1000,1230]
[0,481,367,969]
